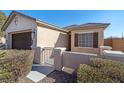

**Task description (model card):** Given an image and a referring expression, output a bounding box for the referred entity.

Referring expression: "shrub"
[0,50,34,83]
[77,57,124,83]
[0,71,12,82]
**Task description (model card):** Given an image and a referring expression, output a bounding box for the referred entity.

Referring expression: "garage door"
[12,32,32,50]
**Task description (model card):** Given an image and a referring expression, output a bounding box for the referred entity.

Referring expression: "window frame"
[75,31,98,48]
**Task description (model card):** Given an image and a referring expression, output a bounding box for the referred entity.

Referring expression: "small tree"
[0,11,6,37]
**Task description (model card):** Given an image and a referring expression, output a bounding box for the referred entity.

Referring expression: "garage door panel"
[12,32,32,50]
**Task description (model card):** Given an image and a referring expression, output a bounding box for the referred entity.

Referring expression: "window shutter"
[75,33,78,47]
[93,32,98,48]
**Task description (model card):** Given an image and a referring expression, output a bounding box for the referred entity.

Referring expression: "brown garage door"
[12,32,32,50]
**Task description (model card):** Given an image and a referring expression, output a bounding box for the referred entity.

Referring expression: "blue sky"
[2,10,124,38]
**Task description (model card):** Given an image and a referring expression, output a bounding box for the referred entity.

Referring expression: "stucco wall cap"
[63,51,97,56]
[54,47,66,51]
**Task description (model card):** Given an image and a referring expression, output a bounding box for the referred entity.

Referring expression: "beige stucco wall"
[54,48,124,70]
[6,14,37,33]
[62,51,97,69]
[5,14,37,48]
[71,28,105,54]
[54,48,97,70]
[37,26,68,49]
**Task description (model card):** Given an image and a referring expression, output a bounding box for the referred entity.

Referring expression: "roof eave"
[36,20,69,33]
[1,11,69,33]
[1,11,36,31]
[67,23,110,31]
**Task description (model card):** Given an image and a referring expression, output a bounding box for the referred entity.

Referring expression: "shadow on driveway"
[39,70,76,83]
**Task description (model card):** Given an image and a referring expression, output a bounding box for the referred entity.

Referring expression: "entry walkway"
[26,63,55,83]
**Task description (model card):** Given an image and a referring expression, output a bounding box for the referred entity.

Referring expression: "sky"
[2,10,124,38]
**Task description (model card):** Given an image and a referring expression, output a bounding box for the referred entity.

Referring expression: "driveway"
[19,64,55,83]
[18,65,76,83]
[40,70,76,83]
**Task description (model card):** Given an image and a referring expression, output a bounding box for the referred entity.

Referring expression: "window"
[75,32,98,48]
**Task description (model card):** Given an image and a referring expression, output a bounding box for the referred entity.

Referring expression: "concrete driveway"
[25,64,55,83]
[18,65,76,83]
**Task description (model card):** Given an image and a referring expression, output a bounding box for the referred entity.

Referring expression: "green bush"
[77,57,124,83]
[0,31,5,37]
[0,71,12,82]
[0,50,34,83]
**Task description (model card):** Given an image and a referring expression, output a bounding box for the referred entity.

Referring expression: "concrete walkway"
[26,64,55,83]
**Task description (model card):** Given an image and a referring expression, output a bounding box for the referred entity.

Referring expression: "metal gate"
[41,47,54,66]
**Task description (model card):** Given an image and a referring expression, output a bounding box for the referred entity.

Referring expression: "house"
[1,11,109,63]
[64,23,110,54]
[1,11,68,50]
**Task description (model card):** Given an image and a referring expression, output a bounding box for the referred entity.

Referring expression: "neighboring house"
[1,11,109,63]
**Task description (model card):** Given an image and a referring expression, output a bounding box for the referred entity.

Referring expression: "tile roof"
[63,23,110,30]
